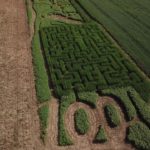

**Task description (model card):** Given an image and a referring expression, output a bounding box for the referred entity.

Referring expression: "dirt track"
[49,15,82,24]
[0,0,43,149]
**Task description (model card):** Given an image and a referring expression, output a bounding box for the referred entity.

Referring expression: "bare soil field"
[0,0,43,149]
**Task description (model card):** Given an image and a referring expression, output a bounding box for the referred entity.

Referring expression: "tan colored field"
[0,0,43,149]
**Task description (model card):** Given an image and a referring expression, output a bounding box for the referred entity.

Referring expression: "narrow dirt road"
[0,0,43,150]
[49,15,82,24]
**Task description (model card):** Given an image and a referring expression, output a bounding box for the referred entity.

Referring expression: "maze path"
[40,23,145,97]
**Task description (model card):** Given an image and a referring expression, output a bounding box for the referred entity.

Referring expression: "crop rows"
[40,23,148,98]
[74,108,90,134]
[73,0,150,75]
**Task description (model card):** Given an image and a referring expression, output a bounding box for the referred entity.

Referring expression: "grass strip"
[58,92,76,146]
[38,104,49,142]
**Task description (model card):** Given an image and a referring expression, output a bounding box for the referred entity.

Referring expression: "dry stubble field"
[0,0,43,150]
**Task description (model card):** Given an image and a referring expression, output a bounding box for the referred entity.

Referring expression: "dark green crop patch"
[38,105,49,141]
[78,92,99,108]
[58,92,76,146]
[128,89,150,127]
[74,0,150,76]
[94,126,108,143]
[104,104,121,127]
[32,33,51,103]
[102,87,137,121]
[74,108,90,134]
[127,122,150,150]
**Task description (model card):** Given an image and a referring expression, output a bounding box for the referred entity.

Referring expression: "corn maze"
[31,1,150,149]
[40,23,147,98]
[73,0,150,75]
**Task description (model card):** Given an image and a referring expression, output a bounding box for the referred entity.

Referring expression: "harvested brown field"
[0,0,43,149]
